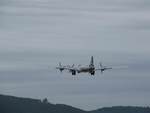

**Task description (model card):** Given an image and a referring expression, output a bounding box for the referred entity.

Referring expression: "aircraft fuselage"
[77,67,95,75]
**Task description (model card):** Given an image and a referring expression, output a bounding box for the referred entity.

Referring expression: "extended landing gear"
[91,71,95,75]
[72,70,76,75]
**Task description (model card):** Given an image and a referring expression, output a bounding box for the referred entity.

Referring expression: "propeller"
[59,62,62,67]
[99,62,112,74]
[72,64,75,68]
[99,62,103,69]
[78,64,81,67]
[57,62,64,73]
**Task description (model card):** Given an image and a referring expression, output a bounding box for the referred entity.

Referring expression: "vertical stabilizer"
[89,56,94,67]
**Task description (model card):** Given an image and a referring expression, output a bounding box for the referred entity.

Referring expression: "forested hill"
[0,94,150,113]
[0,94,85,113]
[90,106,150,113]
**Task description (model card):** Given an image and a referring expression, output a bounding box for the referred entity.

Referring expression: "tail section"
[89,56,94,67]
[89,56,95,75]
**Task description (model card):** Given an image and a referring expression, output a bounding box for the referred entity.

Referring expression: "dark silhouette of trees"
[0,94,150,113]
[42,98,49,104]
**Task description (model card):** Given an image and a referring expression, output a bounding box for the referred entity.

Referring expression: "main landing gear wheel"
[72,70,76,75]
[91,71,95,75]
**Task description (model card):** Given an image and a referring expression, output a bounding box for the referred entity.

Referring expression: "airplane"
[56,56,112,75]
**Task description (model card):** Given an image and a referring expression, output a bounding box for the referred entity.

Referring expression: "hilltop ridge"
[0,94,150,113]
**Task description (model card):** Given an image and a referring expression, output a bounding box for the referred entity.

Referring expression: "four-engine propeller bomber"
[56,56,112,75]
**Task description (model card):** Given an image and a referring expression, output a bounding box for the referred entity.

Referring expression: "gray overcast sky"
[0,0,150,110]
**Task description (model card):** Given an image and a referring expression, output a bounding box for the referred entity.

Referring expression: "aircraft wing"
[105,67,112,70]
[95,68,101,71]
[95,67,112,71]
[63,67,78,71]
